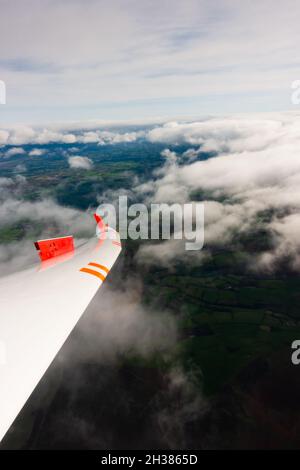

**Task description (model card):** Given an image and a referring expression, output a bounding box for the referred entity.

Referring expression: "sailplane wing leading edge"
[0,214,122,442]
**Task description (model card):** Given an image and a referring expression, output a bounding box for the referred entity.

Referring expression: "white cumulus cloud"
[68,156,93,170]
[4,147,26,158]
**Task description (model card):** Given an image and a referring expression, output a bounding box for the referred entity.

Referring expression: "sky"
[0,0,300,124]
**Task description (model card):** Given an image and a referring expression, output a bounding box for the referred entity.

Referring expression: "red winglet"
[94,213,101,225]
[94,213,107,231]
[34,236,74,261]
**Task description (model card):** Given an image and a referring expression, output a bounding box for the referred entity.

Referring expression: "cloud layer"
[0,124,143,146]
[136,113,300,270]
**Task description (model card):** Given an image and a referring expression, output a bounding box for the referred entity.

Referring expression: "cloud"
[154,367,207,448]
[15,164,26,172]
[0,197,94,275]
[0,175,28,200]
[137,238,209,269]
[0,125,77,146]
[4,147,25,158]
[0,177,14,190]
[145,116,300,204]
[0,124,142,146]
[81,130,142,145]
[5,127,36,145]
[0,197,93,232]
[0,196,96,281]
[61,278,177,364]
[257,213,300,272]
[28,149,45,156]
[146,115,298,153]
[35,130,77,145]
[134,114,300,270]
[68,156,93,170]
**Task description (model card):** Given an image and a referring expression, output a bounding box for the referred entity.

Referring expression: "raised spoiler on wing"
[0,213,122,443]
[34,235,74,261]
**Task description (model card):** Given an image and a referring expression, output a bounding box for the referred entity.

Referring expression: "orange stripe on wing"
[88,262,109,274]
[80,267,106,282]
[112,241,121,247]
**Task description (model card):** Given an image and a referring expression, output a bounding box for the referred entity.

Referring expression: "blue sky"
[0,0,299,124]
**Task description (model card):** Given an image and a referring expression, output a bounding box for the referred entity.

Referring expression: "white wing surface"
[0,225,121,441]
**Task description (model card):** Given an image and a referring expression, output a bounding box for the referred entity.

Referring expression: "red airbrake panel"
[34,236,74,261]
